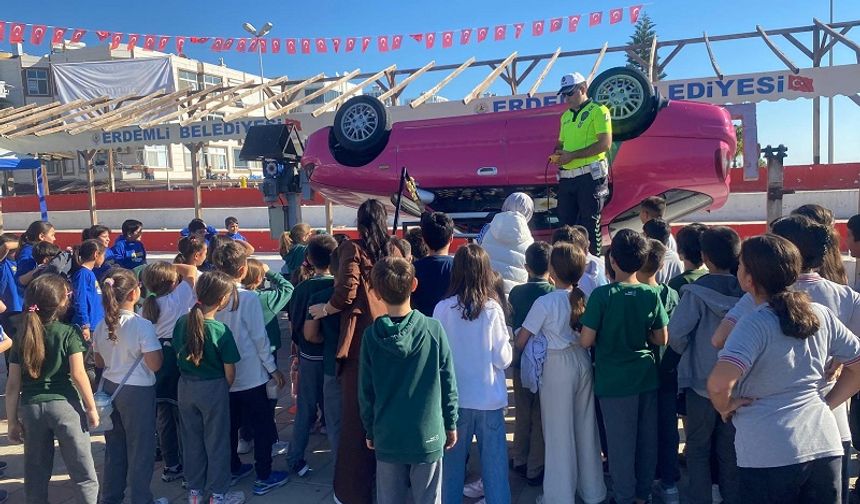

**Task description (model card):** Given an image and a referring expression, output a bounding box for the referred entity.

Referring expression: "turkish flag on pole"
[144,35,157,50]
[286,39,296,54]
[71,29,86,43]
[568,15,581,32]
[392,34,403,50]
[442,31,454,48]
[610,8,623,24]
[377,36,389,52]
[158,36,170,51]
[460,28,471,45]
[51,27,66,45]
[316,38,327,53]
[9,23,26,43]
[629,5,643,24]
[425,32,436,49]
[345,37,356,52]
[532,20,545,37]
[271,38,280,53]
[514,23,524,39]
[30,25,47,45]
[175,36,185,54]
[361,36,371,53]
[589,12,603,27]
[301,39,311,54]
[477,27,488,42]
[222,38,235,51]
[126,34,139,51]
[210,38,223,52]
[110,33,123,50]
[494,25,506,41]
[788,75,814,92]
[550,18,563,32]
[332,38,341,53]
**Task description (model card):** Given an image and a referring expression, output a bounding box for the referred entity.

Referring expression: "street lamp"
[243,21,274,118]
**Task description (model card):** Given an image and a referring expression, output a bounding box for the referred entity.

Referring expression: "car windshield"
[607,189,714,235]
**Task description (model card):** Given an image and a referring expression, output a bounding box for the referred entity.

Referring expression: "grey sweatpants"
[155,402,181,468]
[178,376,232,495]
[599,390,658,504]
[100,381,157,504]
[21,399,99,504]
[323,373,342,465]
[288,357,325,467]
[376,459,442,504]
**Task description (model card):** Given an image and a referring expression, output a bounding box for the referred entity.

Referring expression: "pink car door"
[503,105,567,187]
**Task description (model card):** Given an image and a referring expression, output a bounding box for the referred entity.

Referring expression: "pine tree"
[626,13,667,81]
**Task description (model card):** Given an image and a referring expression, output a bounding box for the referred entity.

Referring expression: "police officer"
[551,72,612,254]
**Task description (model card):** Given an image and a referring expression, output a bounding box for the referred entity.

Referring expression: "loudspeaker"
[239,124,303,161]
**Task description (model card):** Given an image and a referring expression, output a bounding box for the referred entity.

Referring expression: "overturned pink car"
[301,67,736,239]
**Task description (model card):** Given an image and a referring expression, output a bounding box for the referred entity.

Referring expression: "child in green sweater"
[359,257,458,504]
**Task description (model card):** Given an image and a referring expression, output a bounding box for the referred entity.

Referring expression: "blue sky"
[3,0,860,164]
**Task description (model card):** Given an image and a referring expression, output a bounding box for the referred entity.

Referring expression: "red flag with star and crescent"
[392,34,403,50]
[550,18,563,32]
[788,75,814,92]
[532,20,545,37]
[410,33,423,43]
[286,39,296,54]
[236,38,247,52]
[442,31,454,48]
[210,38,223,52]
[175,36,185,54]
[346,37,356,52]
[377,36,389,52]
[110,33,124,50]
[332,38,341,53]
[316,38,327,53]
[30,25,47,45]
[568,16,581,32]
[629,5,643,24]
[71,29,86,43]
[460,28,471,45]
[494,25,506,41]
[158,36,170,51]
[477,27,488,42]
[590,12,603,27]
[0,22,6,42]
[95,30,110,42]
[271,38,281,53]
[144,35,157,50]
[222,38,235,51]
[610,8,623,24]
[514,23,524,39]
[301,39,311,54]
[425,32,436,49]
[359,36,370,52]
[9,23,26,44]
[51,28,66,45]
[126,34,140,51]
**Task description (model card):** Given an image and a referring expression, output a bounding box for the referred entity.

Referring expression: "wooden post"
[325,199,333,234]
[763,145,789,225]
[187,142,203,219]
[107,149,116,193]
[40,162,50,196]
[79,150,98,225]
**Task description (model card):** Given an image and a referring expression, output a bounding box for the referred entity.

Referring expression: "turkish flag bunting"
[568,15,581,32]
[222,38,235,51]
[410,33,423,43]
[550,17,563,32]
[332,38,341,53]
[442,31,454,48]
[286,39,296,54]
[788,75,814,92]
[71,28,86,43]
[9,23,26,43]
[144,35,157,50]
[249,38,266,53]
[589,12,603,27]
[175,36,185,54]
[0,22,5,42]
[345,37,356,52]
[30,25,47,45]
[210,38,223,52]
[51,27,66,45]
[236,38,248,52]
[96,30,111,42]
[532,20,545,36]
[301,39,310,54]
[271,38,280,53]
[315,38,327,53]
[392,34,403,50]
[425,32,435,49]
[361,36,371,53]
[514,23,524,39]
[460,28,471,45]
[477,27,488,42]
[190,37,209,44]
[377,36,388,52]
[610,8,623,24]
[629,5,643,24]
[494,25,506,41]
[126,34,139,51]
[158,36,170,51]
[110,33,123,50]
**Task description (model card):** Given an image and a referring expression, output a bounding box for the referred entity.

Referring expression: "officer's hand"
[558,151,576,165]
[548,153,562,165]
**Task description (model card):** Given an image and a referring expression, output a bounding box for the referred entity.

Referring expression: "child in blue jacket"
[113,219,147,270]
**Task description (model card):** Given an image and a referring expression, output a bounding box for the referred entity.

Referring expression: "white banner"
[52,57,175,104]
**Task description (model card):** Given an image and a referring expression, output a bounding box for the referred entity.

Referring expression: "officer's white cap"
[558,72,586,95]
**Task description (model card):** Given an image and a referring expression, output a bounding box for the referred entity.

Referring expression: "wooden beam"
[379,60,435,102]
[648,36,658,82]
[412,57,475,108]
[703,32,724,80]
[222,74,323,122]
[0,102,40,120]
[186,142,204,219]
[814,18,860,63]
[68,89,172,133]
[0,101,63,126]
[528,48,561,98]
[586,43,609,85]
[80,149,98,225]
[268,69,362,119]
[463,52,517,105]
[107,148,116,193]
[782,33,814,60]
[32,93,141,136]
[0,97,101,134]
[625,49,650,71]
[177,80,258,124]
[819,26,852,63]
[312,65,396,117]
[657,42,686,74]
[130,85,227,129]
[756,25,800,74]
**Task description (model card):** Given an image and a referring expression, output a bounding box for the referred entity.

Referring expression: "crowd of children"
[1,197,860,504]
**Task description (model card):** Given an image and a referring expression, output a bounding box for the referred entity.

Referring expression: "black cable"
[544,159,555,229]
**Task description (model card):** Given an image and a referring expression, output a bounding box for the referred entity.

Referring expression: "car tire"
[332,95,391,154]
[328,127,389,168]
[589,67,660,141]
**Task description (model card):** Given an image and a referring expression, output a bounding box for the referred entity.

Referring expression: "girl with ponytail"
[5,274,100,503]
[175,235,208,271]
[708,234,860,502]
[92,268,166,504]
[515,243,606,503]
[70,239,106,342]
[173,271,243,504]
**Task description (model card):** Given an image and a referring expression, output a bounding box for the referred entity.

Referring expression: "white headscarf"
[501,192,534,222]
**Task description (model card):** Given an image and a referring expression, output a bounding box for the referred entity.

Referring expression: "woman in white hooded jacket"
[479,193,535,294]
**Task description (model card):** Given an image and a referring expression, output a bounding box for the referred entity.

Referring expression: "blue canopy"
[0,157,40,170]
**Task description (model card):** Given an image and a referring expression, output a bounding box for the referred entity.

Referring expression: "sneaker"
[271,440,289,457]
[237,438,253,455]
[231,463,254,486]
[659,484,680,504]
[210,491,245,504]
[463,478,485,498]
[290,459,311,477]
[162,464,184,482]
[253,470,290,496]
[712,484,724,504]
[154,498,170,504]
[187,489,204,504]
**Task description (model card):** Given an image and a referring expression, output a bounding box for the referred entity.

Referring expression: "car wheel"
[328,127,389,168]
[332,95,391,154]
[589,67,659,141]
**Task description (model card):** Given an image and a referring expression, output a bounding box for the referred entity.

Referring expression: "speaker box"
[240,124,302,161]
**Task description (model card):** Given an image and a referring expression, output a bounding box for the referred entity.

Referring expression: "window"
[178,70,199,91]
[232,148,261,170]
[138,145,169,168]
[45,159,60,176]
[62,159,76,175]
[25,68,50,96]
[204,146,228,171]
[203,74,222,88]
[183,145,195,170]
